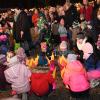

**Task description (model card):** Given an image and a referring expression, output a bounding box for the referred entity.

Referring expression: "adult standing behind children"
[13,8,32,56]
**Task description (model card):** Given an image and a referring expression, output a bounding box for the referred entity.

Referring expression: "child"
[57,41,68,72]
[76,32,100,70]
[16,47,26,63]
[4,51,31,100]
[57,41,74,78]
[58,18,67,42]
[30,66,55,98]
[59,41,73,56]
[63,53,90,99]
[76,32,100,88]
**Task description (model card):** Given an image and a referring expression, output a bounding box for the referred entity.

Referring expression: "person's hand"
[20,31,24,38]
[66,85,69,89]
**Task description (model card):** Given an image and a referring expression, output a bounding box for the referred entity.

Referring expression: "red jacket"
[32,14,39,27]
[80,5,93,22]
[30,71,54,96]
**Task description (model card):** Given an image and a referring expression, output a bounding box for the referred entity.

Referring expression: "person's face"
[34,27,38,33]
[34,9,38,14]
[83,0,88,6]
[77,38,83,44]
[97,0,100,4]
[60,19,65,26]
[64,2,70,10]
[97,8,100,20]
[59,7,65,15]
[49,13,54,20]
[0,26,3,33]
[44,10,48,16]
[14,9,20,16]
[41,42,47,52]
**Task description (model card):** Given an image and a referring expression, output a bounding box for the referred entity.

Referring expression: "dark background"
[0,0,92,8]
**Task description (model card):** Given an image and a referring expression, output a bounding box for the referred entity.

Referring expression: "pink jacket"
[63,60,90,92]
[87,70,100,80]
[4,56,31,94]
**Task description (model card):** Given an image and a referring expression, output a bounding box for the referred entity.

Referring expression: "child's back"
[30,67,55,96]
[63,54,90,98]
[4,56,31,94]
[63,60,90,92]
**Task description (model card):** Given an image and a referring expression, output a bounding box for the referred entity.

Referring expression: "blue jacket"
[84,54,100,71]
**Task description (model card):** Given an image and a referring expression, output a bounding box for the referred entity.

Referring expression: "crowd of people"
[0,0,100,100]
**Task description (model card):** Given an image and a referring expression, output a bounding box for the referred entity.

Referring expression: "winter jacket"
[32,13,39,27]
[63,60,90,92]
[80,5,93,22]
[4,56,31,94]
[58,25,67,37]
[13,11,32,42]
[84,54,100,70]
[30,71,55,96]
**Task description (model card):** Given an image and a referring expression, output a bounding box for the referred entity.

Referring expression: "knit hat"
[77,32,85,39]
[60,41,67,51]
[0,35,7,42]
[16,47,26,62]
[67,54,77,62]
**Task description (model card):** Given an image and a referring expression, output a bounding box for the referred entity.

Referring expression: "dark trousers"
[70,89,90,98]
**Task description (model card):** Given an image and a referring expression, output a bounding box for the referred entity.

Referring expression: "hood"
[7,56,20,67]
[16,47,26,62]
[68,60,83,72]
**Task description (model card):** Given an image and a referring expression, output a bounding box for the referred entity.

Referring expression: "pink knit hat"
[60,41,67,51]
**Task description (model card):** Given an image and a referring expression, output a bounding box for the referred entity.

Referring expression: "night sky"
[0,0,89,8]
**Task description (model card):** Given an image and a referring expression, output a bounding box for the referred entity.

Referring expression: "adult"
[13,8,32,56]
[92,6,100,42]
[80,0,93,22]
[76,32,100,71]
[32,8,39,27]
[64,0,79,29]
